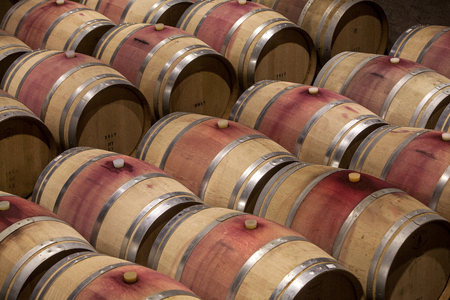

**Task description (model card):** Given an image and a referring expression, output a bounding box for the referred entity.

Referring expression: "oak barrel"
[252,0,388,66]
[80,0,194,27]
[349,125,450,221]
[0,193,95,300]
[149,204,364,300]
[254,162,450,299]
[390,25,450,79]
[1,0,116,56]
[0,90,57,198]
[136,112,299,212]
[94,23,238,120]
[229,80,388,168]
[0,49,151,155]
[32,147,202,266]
[31,252,200,299]
[0,29,31,81]
[177,0,317,91]
[314,52,450,131]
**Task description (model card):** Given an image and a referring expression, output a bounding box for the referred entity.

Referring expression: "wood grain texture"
[0,95,57,197]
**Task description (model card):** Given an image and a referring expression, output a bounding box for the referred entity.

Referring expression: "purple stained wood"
[0,195,58,232]
[56,155,165,241]
[111,25,187,84]
[290,170,394,254]
[180,213,301,299]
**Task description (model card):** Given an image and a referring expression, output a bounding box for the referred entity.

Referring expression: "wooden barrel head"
[74,82,148,155]
[0,95,57,198]
[324,0,388,62]
[382,218,450,299]
[250,25,316,87]
[166,52,237,119]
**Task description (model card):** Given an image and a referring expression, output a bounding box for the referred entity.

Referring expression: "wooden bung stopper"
[66,50,75,59]
[0,201,10,211]
[442,133,450,141]
[123,271,138,284]
[56,0,64,5]
[348,172,360,183]
[308,87,319,95]
[238,0,246,4]
[113,158,125,169]
[217,119,229,129]
[155,23,164,31]
[390,57,400,64]
[245,219,258,230]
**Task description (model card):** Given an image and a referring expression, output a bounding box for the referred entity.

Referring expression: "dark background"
[370,0,449,53]
[0,2,12,22]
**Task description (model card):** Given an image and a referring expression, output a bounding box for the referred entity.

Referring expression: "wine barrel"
[0,193,95,300]
[252,0,388,66]
[390,25,450,79]
[0,49,151,155]
[0,29,31,81]
[31,252,200,299]
[80,0,194,27]
[314,52,450,131]
[229,80,388,168]
[1,0,115,55]
[149,204,364,300]
[254,162,450,300]
[349,125,450,221]
[177,0,317,91]
[32,147,202,266]
[93,23,238,120]
[0,91,57,198]
[136,112,299,212]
